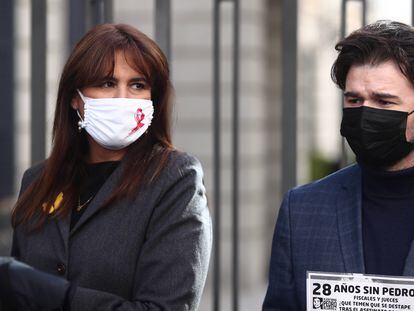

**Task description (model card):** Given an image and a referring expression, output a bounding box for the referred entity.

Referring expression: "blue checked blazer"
[263,164,414,310]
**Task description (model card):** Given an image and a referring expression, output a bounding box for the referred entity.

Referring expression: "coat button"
[56,263,66,275]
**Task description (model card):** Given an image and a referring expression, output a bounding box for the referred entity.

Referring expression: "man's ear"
[407,128,414,143]
[406,113,414,142]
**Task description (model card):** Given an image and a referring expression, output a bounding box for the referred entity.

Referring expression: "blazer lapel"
[335,165,414,277]
[55,214,71,251]
[69,161,125,236]
[403,236,414,275]
[336,165,365,273]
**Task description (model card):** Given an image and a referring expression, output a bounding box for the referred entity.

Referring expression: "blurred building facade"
[6,0,282,309]
[1,0,413,310]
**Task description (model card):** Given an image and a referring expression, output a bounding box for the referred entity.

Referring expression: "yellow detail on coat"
[42,192,64,214]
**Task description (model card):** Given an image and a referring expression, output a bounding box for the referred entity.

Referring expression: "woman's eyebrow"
[107,76,147,82]
[129,77,147,82]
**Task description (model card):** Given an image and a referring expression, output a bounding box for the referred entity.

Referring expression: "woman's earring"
[77,110,84,132]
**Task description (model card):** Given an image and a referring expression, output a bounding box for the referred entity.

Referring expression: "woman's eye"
[101,81,115,88]
[131,82,146,90]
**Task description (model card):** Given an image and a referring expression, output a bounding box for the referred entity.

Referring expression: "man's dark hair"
[331,20,414,90]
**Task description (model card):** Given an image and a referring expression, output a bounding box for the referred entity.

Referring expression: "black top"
[362,164,414,275]
[70,161,120,230]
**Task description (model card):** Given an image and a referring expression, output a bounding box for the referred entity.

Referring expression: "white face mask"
[76,90,154,150]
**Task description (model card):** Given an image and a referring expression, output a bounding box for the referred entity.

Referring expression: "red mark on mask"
[128,108,145,136]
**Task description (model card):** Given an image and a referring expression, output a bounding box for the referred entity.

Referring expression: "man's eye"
[346,98,362,104]
[378,99,394,106]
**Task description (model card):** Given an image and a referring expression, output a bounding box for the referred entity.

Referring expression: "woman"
[7,23,212,310]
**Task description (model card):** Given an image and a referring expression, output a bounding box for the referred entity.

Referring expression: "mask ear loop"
[77,89,87,103]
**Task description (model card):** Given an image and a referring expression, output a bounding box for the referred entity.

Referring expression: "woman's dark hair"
[332,20,414,90]
[12,24,174,230]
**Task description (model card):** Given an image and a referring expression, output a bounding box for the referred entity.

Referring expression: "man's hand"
[0,257,71,311]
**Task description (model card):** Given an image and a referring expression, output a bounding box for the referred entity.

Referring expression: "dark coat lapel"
[54,161,125,240]
[336,165,365,273]
[70,162,124,236]
[55,215,70,251]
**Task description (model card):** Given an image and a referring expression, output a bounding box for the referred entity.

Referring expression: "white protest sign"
[307,271,414,311]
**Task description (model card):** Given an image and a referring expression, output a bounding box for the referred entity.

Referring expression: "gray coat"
[12,151,212,310]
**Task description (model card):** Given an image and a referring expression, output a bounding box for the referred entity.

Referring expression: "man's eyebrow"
[343,91,361,97]
[343,91,401,100]
[371,92,400,100]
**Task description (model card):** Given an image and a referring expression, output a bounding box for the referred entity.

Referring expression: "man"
[263,20,414,310]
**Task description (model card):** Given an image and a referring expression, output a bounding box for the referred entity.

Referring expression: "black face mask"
[340,106,414,168]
